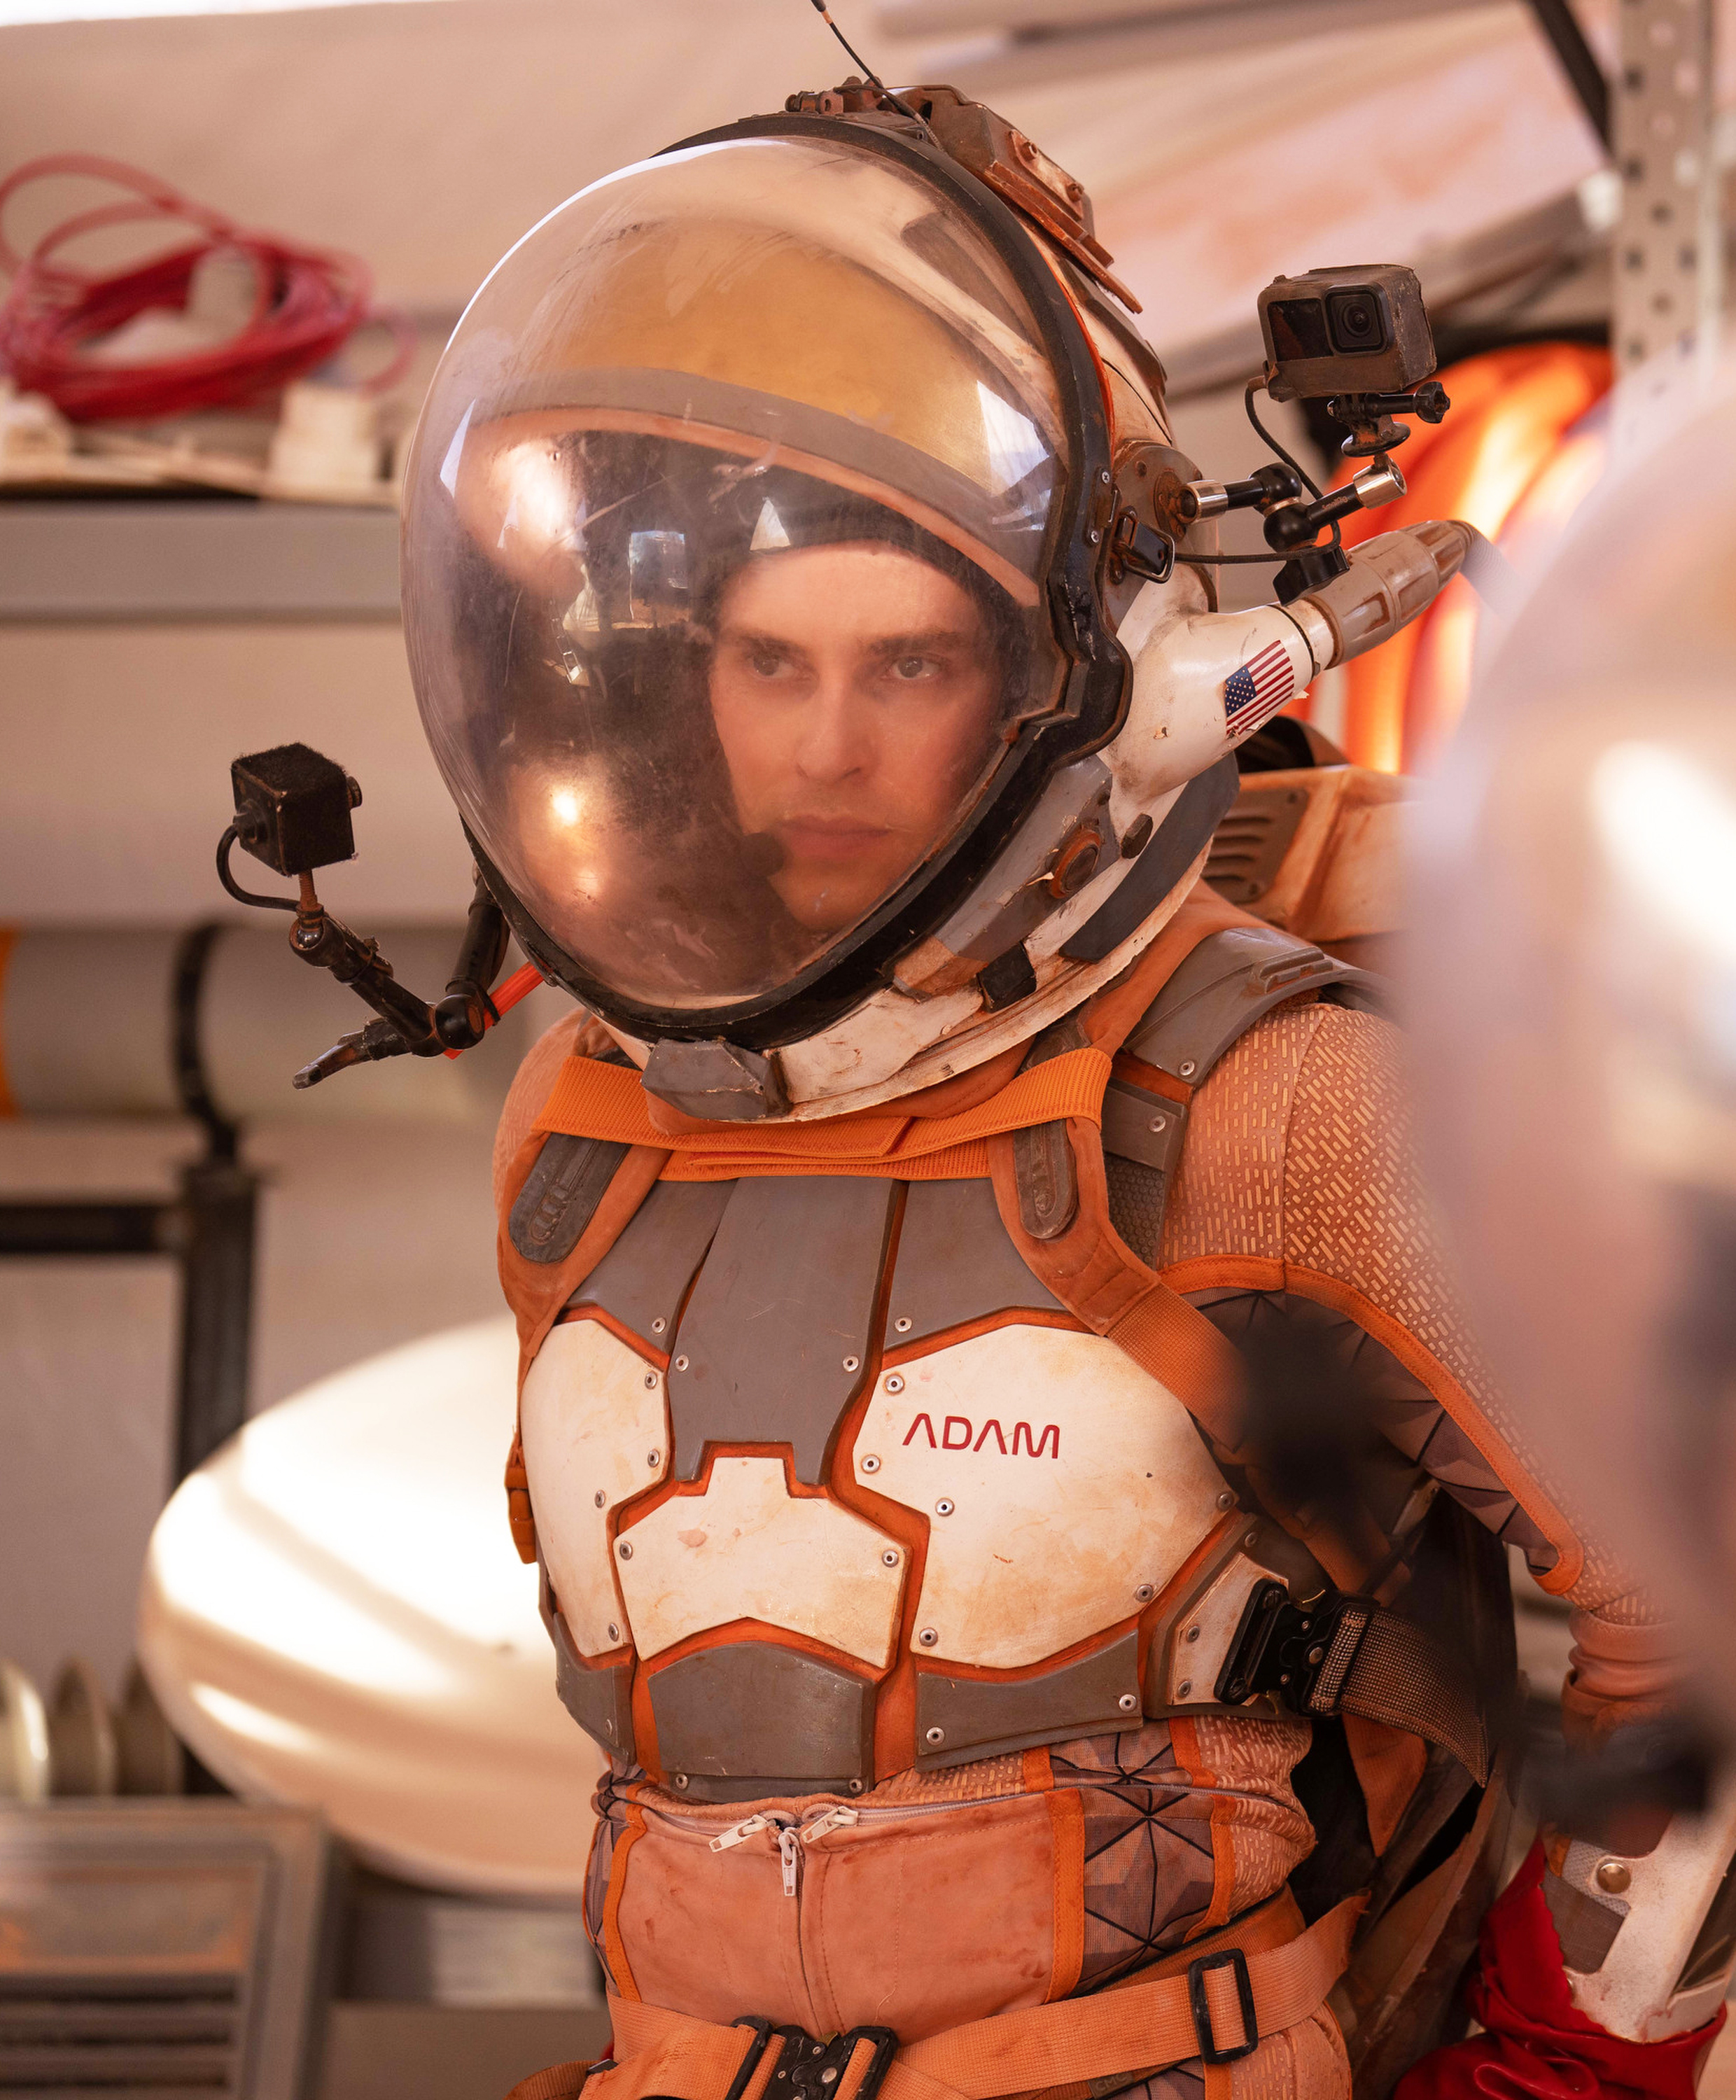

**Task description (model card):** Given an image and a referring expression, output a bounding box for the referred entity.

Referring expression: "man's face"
[708,542,1003,934]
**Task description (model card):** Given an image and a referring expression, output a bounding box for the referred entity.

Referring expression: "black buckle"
[1214,1583,1373,1714]
[1186,1947,1259,2066]
[768,2025,899,2100]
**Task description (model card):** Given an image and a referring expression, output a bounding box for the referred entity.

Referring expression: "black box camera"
[1258,265,1436,402]
[230,743,362,876]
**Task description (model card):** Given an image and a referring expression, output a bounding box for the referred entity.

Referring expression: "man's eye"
[749,650,784,677]
[892,655,937,680]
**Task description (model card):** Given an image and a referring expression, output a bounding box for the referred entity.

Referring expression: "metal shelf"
[0,500,400,623]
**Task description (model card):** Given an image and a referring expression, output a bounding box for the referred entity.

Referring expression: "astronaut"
[396,81,1733,2100]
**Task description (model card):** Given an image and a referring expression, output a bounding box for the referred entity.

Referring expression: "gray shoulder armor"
[1102,925,1385,1267]
[1123,923,1385,1088]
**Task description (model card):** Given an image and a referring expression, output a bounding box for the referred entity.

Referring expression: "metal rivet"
[1133,1583,1155,1603]
[647,1449,661,1468]
[847,1778,864,1794]
[673,1773,689,1789]
[1178,1059,1196,1077]
[821,2073,837,2086]
[843,1355,860,1373]
[1086,526,1100,544]
[674,1354,690,1371]
[1596,1858,1632,1894]
[652,1317,666,1334]
[885,1373,905,1394]
[1177,1680,1192,1699]
[918,1628,939,1646]
[1118,1693,1139,1712]
[860,1454,882,1474]
[895,1317,912,1333]
[1307,1644,1326,1665]
[617,1541,633,1560]
[1148,1115,1167,1133]
[934,1498,955,1516]
[1185,1625,1200,1644]
[1244,1529,1259,1549]
[594,1490,607,1508]
[643,1373,657,1390]
[1217,1490,1236,1510]
[925,1726,944,1743]
[1099,469,1112,485]
[882,1548,900,1566]
[607,1622,621,1643]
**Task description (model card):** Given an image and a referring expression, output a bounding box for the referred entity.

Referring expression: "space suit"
[394,80,1735,2100]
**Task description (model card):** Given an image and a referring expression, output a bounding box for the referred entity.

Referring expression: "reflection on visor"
[412,432,1057,1008]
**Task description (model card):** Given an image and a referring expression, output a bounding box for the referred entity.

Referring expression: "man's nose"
[793,674,873,785]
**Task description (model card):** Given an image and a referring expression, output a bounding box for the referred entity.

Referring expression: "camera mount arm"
[217,743,533,1091]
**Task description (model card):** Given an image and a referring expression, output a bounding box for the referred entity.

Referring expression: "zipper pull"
[800,1805,860,1845]
[779,1824,801,1896]
[709,1814,770,1853]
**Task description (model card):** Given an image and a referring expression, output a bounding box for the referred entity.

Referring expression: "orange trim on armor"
[601,1800,649,2003]
[1045,1782,1086,2003]
[0,927,16,1118]
[1108,1051,1192,1106]
[1022,1745,1054,1793]
[555,1303,669,1368]
[534,1047,1114,1182]
[880,1305,1085,1368]
[1270,1264,1583,1595]
[638,1618,886,1682]
[1168,1718,1237,1940]
[1159,1254,1287,1296]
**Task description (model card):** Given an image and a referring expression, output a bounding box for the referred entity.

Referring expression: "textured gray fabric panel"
[1124,925,1374,1084]
[1105,1154,1168,1267]
[913,1632,1140,1768]
[887,1180,1063,1345]
[568,1178,734,1343]
[667,1176,896,1483]
[509,1133,631,1264]
[648,1644,874,1786]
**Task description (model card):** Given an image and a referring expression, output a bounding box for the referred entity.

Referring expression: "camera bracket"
[218,743,520,1089]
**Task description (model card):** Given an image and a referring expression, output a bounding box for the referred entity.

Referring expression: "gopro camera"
[1257,265,1436,402]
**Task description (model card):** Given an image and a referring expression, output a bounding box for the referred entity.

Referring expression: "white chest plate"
[519,1318,668,1656]
[615,1457,905,1666]
[853,1323,1228,1669]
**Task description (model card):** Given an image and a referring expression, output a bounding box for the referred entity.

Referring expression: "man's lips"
[774,817,895,864]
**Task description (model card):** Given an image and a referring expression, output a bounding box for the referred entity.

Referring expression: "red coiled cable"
[0,153,412,422]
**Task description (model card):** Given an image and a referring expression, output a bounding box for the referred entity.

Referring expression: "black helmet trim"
[474,108,1130,1053]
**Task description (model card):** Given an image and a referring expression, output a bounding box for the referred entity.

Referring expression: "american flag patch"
[1223,638,1296,738]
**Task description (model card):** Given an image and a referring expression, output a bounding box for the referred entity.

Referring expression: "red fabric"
[1395,1844,1724,2100]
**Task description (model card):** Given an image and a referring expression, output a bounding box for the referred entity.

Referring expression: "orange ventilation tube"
[1310,342,1611,774]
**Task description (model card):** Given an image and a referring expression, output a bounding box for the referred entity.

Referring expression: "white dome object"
[138,1318,602,1897]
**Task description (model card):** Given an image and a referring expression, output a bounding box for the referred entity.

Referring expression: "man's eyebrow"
[865,629,976,655]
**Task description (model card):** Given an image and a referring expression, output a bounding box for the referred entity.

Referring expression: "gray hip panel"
[545,1587,637,1760]
[667,1177,896,1484]
[914,1631,1141,1768]
[568,1177,735,1346]
[648,1645,875,1795]
[886,1179,1063,1346]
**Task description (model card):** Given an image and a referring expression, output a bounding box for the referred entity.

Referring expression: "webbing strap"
[580,1896,1362,2100]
